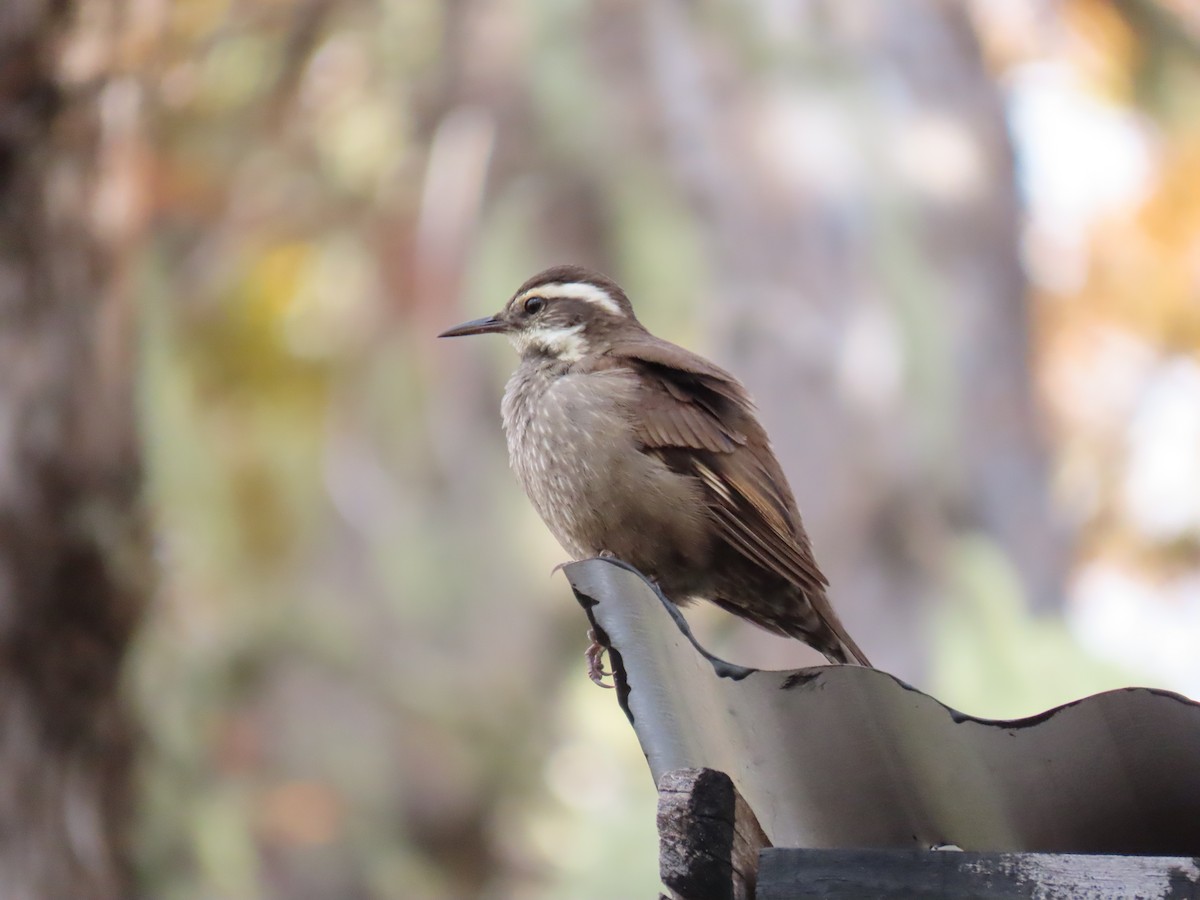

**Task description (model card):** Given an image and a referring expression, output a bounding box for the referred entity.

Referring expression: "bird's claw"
[585,628,614,689]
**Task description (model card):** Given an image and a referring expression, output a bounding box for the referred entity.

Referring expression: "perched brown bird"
[439,265,870,678]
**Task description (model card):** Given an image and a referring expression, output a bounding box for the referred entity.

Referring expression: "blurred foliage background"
[82,0,1200,896]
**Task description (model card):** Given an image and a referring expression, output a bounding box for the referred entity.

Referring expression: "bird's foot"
[585,628,614,689]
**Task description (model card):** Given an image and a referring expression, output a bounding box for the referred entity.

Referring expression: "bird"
[438,265,870,681]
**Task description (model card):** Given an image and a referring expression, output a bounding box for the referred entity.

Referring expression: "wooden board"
[756,849,1200,900]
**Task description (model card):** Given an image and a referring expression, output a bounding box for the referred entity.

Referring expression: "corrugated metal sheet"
[564,557,1200,855]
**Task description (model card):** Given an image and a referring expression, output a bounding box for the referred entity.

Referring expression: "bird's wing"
[607,339,830,594]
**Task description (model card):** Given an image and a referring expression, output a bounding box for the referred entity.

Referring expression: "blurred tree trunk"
[638,0,1067,679]
[0,0,146,896]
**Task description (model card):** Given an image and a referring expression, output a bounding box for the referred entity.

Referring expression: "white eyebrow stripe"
[517,282,625,317]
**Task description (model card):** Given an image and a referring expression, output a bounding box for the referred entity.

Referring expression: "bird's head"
[438,265,642,362]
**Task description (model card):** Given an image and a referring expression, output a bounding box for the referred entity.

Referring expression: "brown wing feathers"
[604,338,874,665]
[642,395,740,454]
[612,344,829,595]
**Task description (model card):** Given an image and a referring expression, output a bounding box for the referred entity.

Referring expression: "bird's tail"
[794,588,873,668]
[818,626,872,667]
[715,587,873,667]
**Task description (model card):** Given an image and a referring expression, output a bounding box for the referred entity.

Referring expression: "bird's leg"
[578,554,619,686]
[548,551,616,686]
[585,628,614,688]
[582,551,618,687]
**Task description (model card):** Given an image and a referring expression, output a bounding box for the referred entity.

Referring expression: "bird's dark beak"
[437,314,508,338]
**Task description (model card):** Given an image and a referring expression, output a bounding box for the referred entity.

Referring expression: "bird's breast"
[501,364,708,567]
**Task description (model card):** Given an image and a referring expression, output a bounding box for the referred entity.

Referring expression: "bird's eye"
[523,296,545,315]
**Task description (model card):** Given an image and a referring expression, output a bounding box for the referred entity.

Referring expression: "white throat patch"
[508,323,589,361]
[516,282,624,317]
